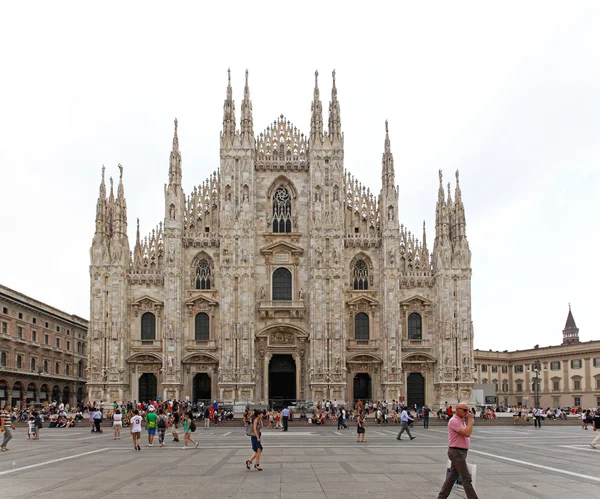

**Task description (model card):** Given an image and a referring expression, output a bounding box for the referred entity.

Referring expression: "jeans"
[1,427,13,448]
[282,416,289,431]
[424,416,430,428]
[534,416,542,428]
[438,448,479,499]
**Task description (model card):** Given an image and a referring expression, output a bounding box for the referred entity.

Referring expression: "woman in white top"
[112,409,123,440]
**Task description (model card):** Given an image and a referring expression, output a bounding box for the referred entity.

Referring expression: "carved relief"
[269,331,294,345]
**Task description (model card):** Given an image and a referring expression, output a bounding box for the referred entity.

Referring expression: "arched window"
[408,313,422,340]
[141,312,156,340]
[30,357,36,371]
[195,313,210,341]
[0,352,6,366]
[272,187,292,233]
[272,267,292,301]
[195,259,211,290]
[355,313,370,341]
[16,355,22,369]
[44,360,49,372]
[78,361,83,378]
[353,260,369,290]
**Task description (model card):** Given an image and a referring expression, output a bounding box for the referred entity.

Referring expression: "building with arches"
[88,70,474,408]
[0,284,88,409]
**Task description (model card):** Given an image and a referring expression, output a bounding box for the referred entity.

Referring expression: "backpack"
[190,420,196,432]
[157,415,167,429]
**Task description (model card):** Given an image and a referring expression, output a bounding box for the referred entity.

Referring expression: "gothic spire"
[381,120,395,188]
[422,221,427,251]
[222,68,236,138]
[327,70,342,141]
[562,304,580,345]
[240,69,254,139]
[169,118,182,187]
[94,166,107,236]
[453,170,466,239]
[310,70,323,143]
[115,164,127,234]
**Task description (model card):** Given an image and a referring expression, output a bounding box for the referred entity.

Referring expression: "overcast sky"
[1,2,597,351]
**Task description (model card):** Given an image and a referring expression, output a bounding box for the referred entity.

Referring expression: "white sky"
[1,1,597,351]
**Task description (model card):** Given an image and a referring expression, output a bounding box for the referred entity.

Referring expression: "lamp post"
[529,360,542,407]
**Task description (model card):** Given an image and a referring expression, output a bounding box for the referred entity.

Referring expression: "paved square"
[1,424,599,498]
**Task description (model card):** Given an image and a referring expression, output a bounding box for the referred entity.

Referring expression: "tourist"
[156,408,168,447]
[437,402,478,499]
[533,407,543,428]
[356,409,366,442]
[204,406,210,429]
[93,407,103,433]
[589,408,600,448]
[171,409,180,442]
[145,405,157,447]
[130,409,142,451]
[33,411,42,440]
[423,405,431,429]
[397,407,416,441]
[281,406,290,431]
[182,411,198,449]
[112,409,122,439]
[0,410,16,451]
[245,409,264,471]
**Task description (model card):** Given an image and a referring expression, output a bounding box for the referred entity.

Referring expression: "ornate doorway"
[353,373,372,403]
[407,372,425,408]
[193,373,211,403]
[269,354,296,409]
[139,373,157,401]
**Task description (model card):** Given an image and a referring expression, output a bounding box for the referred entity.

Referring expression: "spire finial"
[102,165,106,183]
[174,117,178,134]
[109,176,114,197]
[315,69,319,84]
[332,69,336,87]
[385,120,388,134]
[456,169,460,183]
[569,302,571,311]
[227,67,231,84]
[118,163,123,180]
[245,69,248,86]
[439,169,443,185]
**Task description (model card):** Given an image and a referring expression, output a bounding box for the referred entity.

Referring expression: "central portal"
[193,373,211,403]
[268,354,296,409]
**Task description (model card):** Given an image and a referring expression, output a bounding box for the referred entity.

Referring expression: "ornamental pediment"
[185,293,219,315]
[130,295,164,317]
[400,295,432,307]
[402,352,436,363]
[182,354,219,364]
[127,353,162,363]
[260,240,304,257]
[346,294,379,309]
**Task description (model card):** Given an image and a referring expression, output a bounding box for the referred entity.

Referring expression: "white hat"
[148,405,155,411]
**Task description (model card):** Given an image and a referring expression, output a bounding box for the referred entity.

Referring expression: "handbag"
[245,423,255,437]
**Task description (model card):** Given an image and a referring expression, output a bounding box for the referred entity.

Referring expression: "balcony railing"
[402,339,431,349]
[346,339,380,350]
[258,300,306,319]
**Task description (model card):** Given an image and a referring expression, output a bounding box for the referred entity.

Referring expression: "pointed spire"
[169,118,182,187]
[327,69,342,140]
[222,68,236,137]
[562,304,580,345]
[240,69,254,139]
[310,70,323,143]
[136,218,140,245]
[94,166,107,236]
[381,120,395,188]
[454,169,462,204]
[422,221,427,251]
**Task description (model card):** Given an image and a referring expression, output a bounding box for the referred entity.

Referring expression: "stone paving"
[1,423,599,498]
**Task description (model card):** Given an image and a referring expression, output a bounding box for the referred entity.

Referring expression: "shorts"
[113,422,122,427]
[173,423,179,429]
[147,428,156,436]
[250,436,263,452]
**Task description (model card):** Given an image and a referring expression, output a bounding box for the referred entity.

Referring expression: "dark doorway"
[269,354,296,409]
[62,386,70,405]
[407,372,425,408]
[193,373,211,403]
[139,373,157,402]
[353,373,372,403]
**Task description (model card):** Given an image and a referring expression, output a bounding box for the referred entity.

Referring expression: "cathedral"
[88,70,474,409]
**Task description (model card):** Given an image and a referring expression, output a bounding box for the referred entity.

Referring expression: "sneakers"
[182,446,188,450]
[148,444,153,447]
[137,445,141,451]
[590,443,597,449]
[396,437,402,440]
[410,437,416,440]
[195,442,199,449]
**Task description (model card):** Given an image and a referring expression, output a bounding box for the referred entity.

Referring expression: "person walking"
[130,409,143,451]
[0,411,15,451]
[145,405,157,447]
[156,408,168,447]
[533,407,543,429]
[589,408,600,448]
[397,408,416,441]
[338,407,348,430]
[182,411,198,449]
[204,406,210,429]
[112,409,123,439]
[356,409,366,442]
[423,405,431,429]
[437,402,479,499]
[245,409,264,471]
[171,409,180,442]
[93,407,103,433]
[281,407,290,431]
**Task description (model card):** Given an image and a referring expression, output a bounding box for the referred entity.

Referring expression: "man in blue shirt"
[281,407,290,431]
[397,408,415,441]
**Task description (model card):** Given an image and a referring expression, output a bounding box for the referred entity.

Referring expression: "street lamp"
[528,360,542,407]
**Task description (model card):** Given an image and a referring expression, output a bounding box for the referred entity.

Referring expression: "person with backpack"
[182,411,198,450]
[156,408,168,447]
[145,405,157,447]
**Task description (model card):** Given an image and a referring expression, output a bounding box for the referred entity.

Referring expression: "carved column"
[264,353,272,404]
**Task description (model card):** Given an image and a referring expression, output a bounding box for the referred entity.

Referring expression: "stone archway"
[255,324,309,404]
[182,354,218,403]
[346,354,383,404]
[127,354,162,402]
[402,353,436,408]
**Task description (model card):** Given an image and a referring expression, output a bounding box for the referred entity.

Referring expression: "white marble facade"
[88,70,474,408]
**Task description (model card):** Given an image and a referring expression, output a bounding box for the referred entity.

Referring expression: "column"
[294,354,301,401]
[584,357,591,391]
[264,353,271,404]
